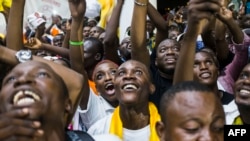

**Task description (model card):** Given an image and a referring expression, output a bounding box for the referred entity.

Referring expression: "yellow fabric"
[97,0,115,29]
[88,80,98,95]
[0,0,12,11]
[109,102,160,141]
[233,116,243,125]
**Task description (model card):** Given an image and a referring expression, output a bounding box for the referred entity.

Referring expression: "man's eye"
[96,74,103,80]
[239,72,249,79]
[185,127,199,134]
[206,60,213,65]
[111,70,117,75]
[135,70,142,75]
[37,72,49,78]
[160,49,165,53]
[173,46,180,51]
[5,76,17,84]
[193,63,199,68]
[118,71,125,76]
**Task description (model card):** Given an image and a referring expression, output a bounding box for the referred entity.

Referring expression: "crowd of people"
[0,0,250,140]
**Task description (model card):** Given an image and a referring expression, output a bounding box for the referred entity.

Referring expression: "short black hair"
[159,81,213,123]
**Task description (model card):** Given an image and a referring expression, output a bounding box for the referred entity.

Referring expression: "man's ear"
[65,99,73,115]
[64,98,73,128]
[156,121,166,140]
[149,83,155,95]
[155,58,158,67]
[95,53,102,61]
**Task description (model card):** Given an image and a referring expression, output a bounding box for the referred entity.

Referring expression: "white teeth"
[123,84,137,90]
[13,91,24,105]
[13,90,41,105]
[240,89,250,94]
[17,98,35,106]
[105,83,113,89]
[201,73,210,78]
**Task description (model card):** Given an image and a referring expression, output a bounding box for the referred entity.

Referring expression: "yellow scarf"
[109,102,160,141]
[233,116,243,125]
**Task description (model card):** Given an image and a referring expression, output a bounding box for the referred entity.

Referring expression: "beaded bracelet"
[134,0,147,6]
[69,40,83,46]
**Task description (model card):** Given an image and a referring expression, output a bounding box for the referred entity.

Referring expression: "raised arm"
[147,2,168,47]
[68,0,89,110]
[173,0,222,84]
[103,0,124,64]
[6,0,25,50]
[25,37,70,59]
[131,0,150,67]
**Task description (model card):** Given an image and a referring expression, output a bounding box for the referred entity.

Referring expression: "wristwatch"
[15,49,32,63]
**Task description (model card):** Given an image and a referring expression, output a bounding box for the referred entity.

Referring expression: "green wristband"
[69,41,83,46]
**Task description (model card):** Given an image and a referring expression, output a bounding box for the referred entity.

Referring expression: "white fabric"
[123,125,150,141]
[217,81,225,91]
[73,88,114,130]
[93,134,122,141]
[88,115,150,141]
[223,100,239,125]
[87,114,112,135]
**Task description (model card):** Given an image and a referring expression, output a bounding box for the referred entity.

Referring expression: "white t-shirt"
[88,114,150,141]
[72,89,115,130]
[223,100,239,125]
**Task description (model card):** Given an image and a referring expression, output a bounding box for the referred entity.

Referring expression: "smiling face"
[155,39,180,75]
[193,52,219,86]
[93,60,118,103]
[114,60,154,107]
[119,37,132,60]
[234,64,250,107]
[0,61,71,123]
[158,91,225,141]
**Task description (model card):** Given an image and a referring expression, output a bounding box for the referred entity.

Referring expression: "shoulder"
[87,114,112,135]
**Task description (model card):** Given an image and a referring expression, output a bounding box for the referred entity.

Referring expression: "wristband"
[69,41,83,46]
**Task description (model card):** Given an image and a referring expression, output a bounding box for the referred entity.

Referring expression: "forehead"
[84,26,91,30]
[90,27,100,31]
[168,91,223,116]
[119,61,148,73]
[158,39,178,47]
[13,61,53,71]
[242,64,250,72]
[95,62,118,71]
[195,52,212,60]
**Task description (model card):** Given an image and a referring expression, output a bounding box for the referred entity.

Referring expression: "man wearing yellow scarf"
[88,60,160,141]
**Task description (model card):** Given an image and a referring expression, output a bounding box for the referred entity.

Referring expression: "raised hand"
[216,7,233,24]
[188,0,222,23]
[187,0,222,34]
[24,38,42,50]
[68,0,86,20]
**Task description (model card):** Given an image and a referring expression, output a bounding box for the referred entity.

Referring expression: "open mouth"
[13,90,41,106]
[122,84,138,90]
[199,72,211,79]
[238,89,250,98]
[105,83,115,95]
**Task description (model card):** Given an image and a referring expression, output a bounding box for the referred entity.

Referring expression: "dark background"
[157,0,189,14]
